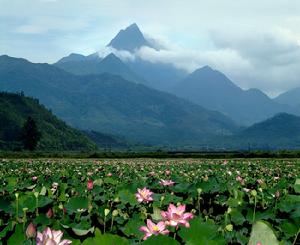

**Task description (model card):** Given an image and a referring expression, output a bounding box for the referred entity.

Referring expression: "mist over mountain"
[2,22,300,150]
[55,23,299,126]
[106,23,187,91]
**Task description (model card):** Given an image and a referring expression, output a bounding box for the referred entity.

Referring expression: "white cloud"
[97,46,135,62]
[209,25,300,95]
[2,0,300,96]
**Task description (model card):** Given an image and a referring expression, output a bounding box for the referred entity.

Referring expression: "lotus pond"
[0,158,299,244]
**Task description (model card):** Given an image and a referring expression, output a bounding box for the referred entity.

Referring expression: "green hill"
[221,113,300,150]
[0,92,97,151]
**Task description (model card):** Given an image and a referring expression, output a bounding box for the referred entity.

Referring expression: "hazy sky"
[1,0,300,96]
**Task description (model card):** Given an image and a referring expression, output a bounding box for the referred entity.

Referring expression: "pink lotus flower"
[139,219,169,240]
[161,204,193,228]
[159,179,175,186]
[135,187,153,203]
[87,179,93,190]
[165,170,171,175]
[107,172,112,177]
[32,176,38,181]
[36,227,72,245]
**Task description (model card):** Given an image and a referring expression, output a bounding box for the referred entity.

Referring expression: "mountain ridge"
[171,65,298,125]
[0,55,238,146]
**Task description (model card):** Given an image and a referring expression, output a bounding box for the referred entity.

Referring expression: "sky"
[1,0,300,96]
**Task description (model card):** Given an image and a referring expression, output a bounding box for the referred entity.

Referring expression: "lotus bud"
[34,192,39,198]
[251,190,257,197]
[46,208,53,218]
[15,193,19,199]
[26,223,36,238]
[225,224,233,232]
[227,207,232,214]
[197,188,202,194]
[104,209,110,217]
[112,210,118,217]
[87,179,93,191]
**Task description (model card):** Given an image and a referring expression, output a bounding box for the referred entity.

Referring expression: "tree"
[21,117,41,151]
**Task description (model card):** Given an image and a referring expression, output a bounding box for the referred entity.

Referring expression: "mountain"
[0,92,96,151]
[57,53,87,63]
[55,53,143,83]
[107,23,153,52]
[0,55,238,146]
[56,23,188,92]
[229,113,300,149]
[171,66,298,125]
[274,87,300,107]
[106,23,187,91]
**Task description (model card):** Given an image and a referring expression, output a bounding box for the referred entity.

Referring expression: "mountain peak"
[56,53,86,64]
[126,23,139,31]
[101,53,122,63]
[107,23,152,52]
[194,65,214,74]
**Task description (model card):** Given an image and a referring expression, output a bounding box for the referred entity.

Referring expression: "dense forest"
[0,92,96,151]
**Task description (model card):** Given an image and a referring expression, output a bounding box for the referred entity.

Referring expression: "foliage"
[0,158,299,244]
[0,92,96,151]
[21,117,41,151]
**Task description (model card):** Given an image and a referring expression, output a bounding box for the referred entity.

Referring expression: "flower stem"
[292,228,300,245]
[252,196,257,223]
[35,197,39,216]
[15,195,19,222]
[197,196,201,216]
[110,216,114,231]
[173,226,178,240]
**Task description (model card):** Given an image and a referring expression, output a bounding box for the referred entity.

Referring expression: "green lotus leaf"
[178,218,226,245]
[140,235,180,245]
[248,221,279,245]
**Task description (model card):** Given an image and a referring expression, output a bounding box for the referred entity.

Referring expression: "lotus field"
[0,159,299,244]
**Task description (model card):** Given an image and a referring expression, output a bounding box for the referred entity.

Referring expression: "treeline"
[1,150,300,159]
[0,92,96,151]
